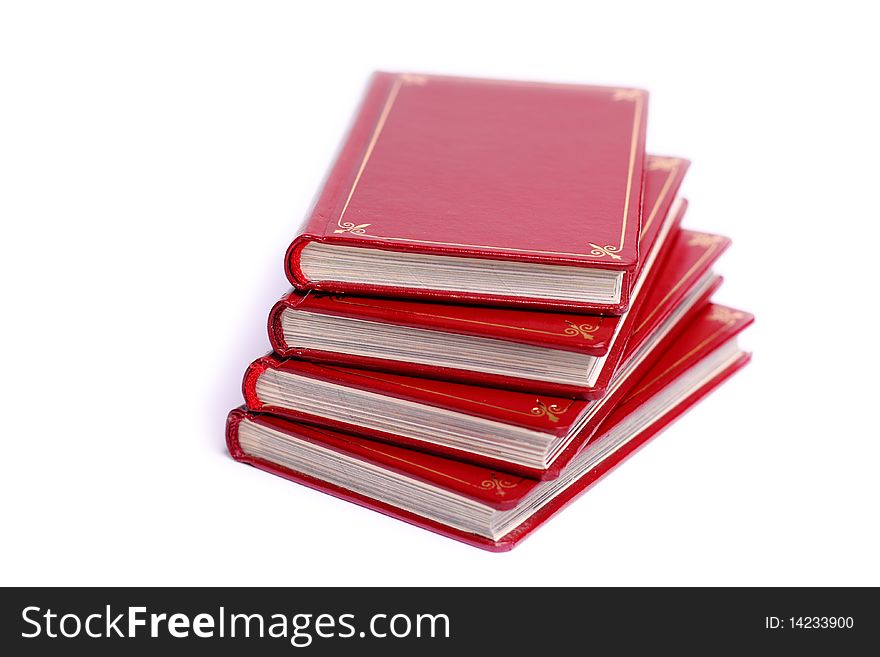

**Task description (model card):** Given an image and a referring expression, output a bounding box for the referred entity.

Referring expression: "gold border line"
[618,92,644,250]
[335,76,645,260]
[337,77,404,227]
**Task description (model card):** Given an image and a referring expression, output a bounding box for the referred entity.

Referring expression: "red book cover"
[285,72,648,313]
[228,304,752,551]
[271,156,688,364]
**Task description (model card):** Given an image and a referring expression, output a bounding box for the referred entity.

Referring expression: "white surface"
[1,1,877,586]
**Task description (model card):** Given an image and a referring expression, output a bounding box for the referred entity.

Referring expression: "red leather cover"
[285,72,648,313]
[243,301,750,479]
[227,307,752,550]
[271,156,688,360]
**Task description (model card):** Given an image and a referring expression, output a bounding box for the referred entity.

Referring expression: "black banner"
[1,587,875,654]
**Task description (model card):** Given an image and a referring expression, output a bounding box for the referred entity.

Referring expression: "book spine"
[225,407,249,461]
[267,295,314,358]
[267,298,290,355]
[242,356,281,411]
[285,236,314,289]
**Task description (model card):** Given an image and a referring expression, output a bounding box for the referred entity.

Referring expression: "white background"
[2,1,878,586]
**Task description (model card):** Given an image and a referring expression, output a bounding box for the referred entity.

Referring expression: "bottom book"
[226,304,752,551]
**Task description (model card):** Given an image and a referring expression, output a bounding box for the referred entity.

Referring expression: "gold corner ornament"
[564,320,600,340]
[687,233,723,248]
[708,307,745,324]
[647,157,679,171]
[530,400,571,423]
[334,221,371,235]
[612,88,642,101]
[400,73,427,85]
[480,473,519,497]
[589,243,623,260]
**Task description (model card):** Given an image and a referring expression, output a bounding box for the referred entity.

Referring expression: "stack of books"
[226,72,753,551]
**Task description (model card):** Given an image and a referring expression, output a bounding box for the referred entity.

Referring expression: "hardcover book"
[285,72,649,313]
[271,157,689,395]
[244,241,736,479]
[228,304,752,550]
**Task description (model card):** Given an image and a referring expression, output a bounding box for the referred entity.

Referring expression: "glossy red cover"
[272,157,688,360]
[285,72,648,313]
[227,307,752,550]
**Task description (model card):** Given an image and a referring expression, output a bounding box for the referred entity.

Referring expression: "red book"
[244,237,734,479]
[228,304,752,551]
[271,156,689,394]
[285,72,648,313]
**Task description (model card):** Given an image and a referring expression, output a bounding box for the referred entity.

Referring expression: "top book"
[286,72,648,313]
